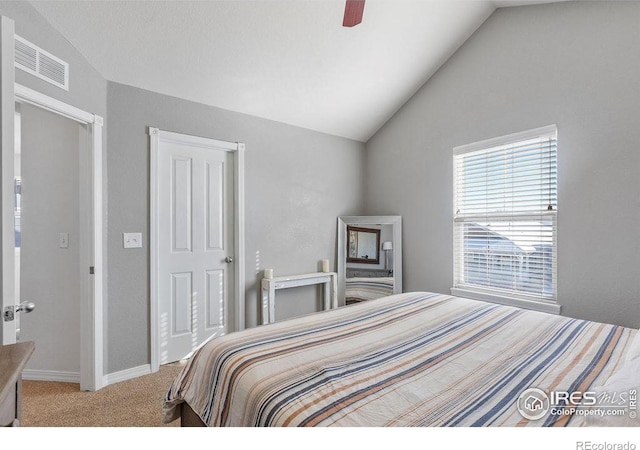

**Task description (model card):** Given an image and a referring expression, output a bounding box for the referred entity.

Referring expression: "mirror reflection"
[337,216,402,306]
[347,226,380,264]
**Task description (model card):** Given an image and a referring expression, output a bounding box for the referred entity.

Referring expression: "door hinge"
[3,306,14,322]
[89,266,94,275]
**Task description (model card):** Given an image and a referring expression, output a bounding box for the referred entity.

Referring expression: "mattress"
[163,292,636,427]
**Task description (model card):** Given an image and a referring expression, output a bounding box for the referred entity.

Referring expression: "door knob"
[3,301,35,322]
[225,256,233,263]
[17,301,35,313]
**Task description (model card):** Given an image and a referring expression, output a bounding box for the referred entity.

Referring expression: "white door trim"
[13,83,104,391]
[1,16,16,348]
[149,127,245,373]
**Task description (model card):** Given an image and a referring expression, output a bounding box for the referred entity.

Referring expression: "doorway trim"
[14,83,104,391]
[149,127,245,373]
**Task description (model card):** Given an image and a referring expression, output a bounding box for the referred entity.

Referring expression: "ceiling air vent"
[14,35,69,91]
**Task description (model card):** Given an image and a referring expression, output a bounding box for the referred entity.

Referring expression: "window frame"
[451,125,560,315]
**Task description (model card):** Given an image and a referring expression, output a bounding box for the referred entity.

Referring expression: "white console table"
[261,272,338,325]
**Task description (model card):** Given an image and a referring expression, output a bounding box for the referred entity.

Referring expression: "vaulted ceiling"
[30,0,561,142]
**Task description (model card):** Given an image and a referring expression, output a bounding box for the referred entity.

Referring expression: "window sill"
[450,287,561,315]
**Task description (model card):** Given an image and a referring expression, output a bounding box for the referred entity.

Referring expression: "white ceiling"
[29,0,559,142]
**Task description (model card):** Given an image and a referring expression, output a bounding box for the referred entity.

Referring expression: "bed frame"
[180,403,206,427]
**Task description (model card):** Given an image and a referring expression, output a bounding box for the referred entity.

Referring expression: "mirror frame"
[346,225,381,264]
[337,215,402,306]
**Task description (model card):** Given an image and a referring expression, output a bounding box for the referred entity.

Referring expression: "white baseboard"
[104,364,151,386]
[23,364,152,387]
[23,369,80,383]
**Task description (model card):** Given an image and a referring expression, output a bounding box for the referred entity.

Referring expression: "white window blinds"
[453,125,557,303]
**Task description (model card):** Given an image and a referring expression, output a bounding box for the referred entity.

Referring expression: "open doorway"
[4,83,105,392]
[15,103,85,383]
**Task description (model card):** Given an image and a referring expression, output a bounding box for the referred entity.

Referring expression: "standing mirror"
[337,216,402,306]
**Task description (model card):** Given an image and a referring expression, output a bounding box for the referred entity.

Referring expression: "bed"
[163,291,639,427]
[345,276,395,304]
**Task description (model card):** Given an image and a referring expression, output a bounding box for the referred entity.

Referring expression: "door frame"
[4,83,104,390]
[149,127,245,373]
[0,16,15,347]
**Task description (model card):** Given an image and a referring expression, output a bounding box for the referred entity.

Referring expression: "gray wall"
[365,1,640,329]
[19,104,80,374]
[106,82,365,372]
[0,1,107,122]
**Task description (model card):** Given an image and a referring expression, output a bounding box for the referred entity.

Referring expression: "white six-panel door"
[156,134,235,364]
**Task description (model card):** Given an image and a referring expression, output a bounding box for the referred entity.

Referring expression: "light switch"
[59,232,69,249]
[123,232,142,249]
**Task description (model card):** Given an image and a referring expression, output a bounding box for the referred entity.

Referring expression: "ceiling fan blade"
[343,0,365,27]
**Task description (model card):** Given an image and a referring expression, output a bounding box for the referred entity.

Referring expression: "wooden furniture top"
[0,341,35,401]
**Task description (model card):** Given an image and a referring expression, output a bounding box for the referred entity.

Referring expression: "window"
[452,125,558,313]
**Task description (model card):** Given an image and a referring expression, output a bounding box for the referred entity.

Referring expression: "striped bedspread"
[345,276,395,304]
[163,292,636,427]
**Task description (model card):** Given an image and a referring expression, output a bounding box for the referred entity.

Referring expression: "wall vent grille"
[14,35,69,91]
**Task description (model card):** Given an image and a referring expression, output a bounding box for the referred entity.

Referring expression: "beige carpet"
[21,363,184,427]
